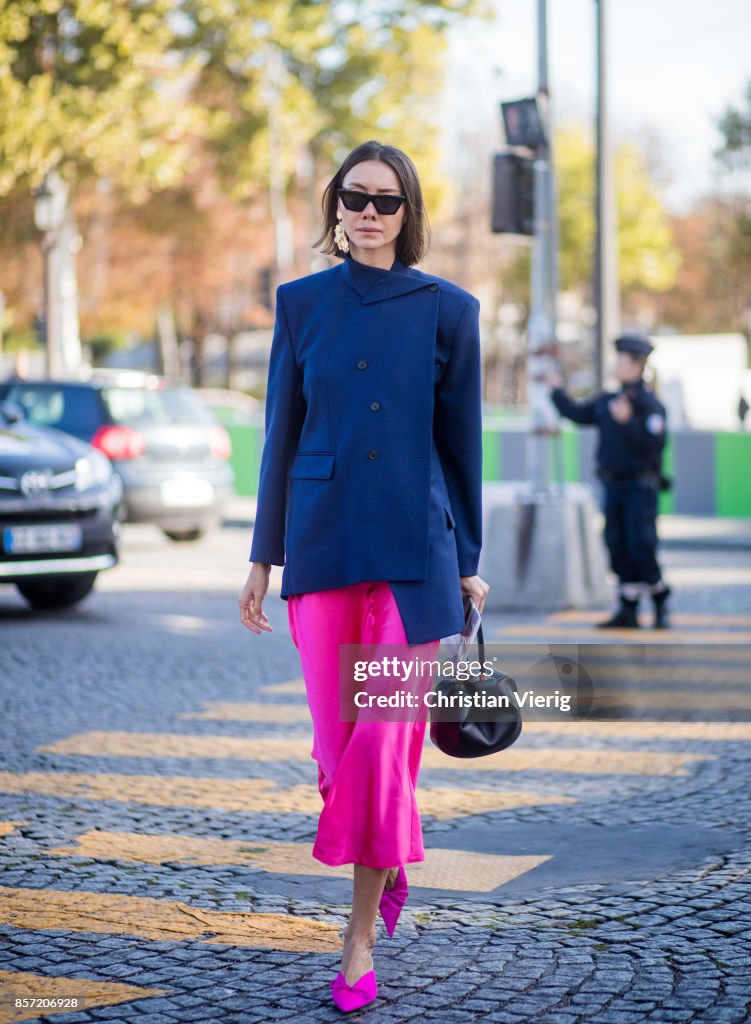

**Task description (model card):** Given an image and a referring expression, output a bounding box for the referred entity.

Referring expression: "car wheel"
[16,572,98,610]
[163,527,205,542]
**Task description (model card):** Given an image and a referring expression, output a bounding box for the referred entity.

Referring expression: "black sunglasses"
[337,188,406,215]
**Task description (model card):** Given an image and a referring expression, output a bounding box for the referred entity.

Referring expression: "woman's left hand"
[460,574,490,614]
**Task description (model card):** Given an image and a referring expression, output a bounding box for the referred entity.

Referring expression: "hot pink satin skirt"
[287,580,441,869]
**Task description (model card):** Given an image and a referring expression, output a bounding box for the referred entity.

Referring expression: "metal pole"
[36,169,70,377]
[266,45,294,300]
[526,0,556,495]
[594,0,620,389]
[59,203,82,373]
[540,1,563,489]
[594,0,604,390]
[44,230,64,377]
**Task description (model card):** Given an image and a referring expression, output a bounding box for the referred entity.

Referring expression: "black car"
[0,373,235,541]
[0,402,121,609]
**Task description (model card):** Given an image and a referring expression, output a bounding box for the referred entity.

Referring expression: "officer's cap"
[614,331,653,358]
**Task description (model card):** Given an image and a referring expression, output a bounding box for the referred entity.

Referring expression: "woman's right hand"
[460,574,490,614]
[239,563,273,634]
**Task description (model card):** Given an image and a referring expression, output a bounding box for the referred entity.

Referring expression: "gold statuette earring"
[334,213,350,254]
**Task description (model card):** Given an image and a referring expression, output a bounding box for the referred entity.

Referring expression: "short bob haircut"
[314,140,430,267]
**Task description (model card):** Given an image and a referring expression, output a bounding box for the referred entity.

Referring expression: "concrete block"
[479,481,611,611]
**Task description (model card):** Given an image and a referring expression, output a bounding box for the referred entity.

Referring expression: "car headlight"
[75,451,113,492]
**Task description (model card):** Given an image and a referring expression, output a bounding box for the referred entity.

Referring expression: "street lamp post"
[33,168,82,376]
[525,0,559,495]
[33,170,68,377]
[594,0,620,388]
[265,45,294,300]
[480,0,610,613]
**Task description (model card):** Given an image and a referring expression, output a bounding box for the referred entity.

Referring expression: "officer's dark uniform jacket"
[249,252,483,644]
[550,380,667,480]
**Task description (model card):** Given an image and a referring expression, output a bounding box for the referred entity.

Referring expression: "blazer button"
[429,283,438,291]
[370,401,380,411]
[357,359,368,369]
[368,449,379,460]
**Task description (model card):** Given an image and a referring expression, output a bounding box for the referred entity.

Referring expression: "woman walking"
[238,140,488,1012]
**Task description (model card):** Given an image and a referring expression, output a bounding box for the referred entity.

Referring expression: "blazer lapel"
[340,254,437,305]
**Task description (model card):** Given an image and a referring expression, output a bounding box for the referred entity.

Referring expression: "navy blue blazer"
[248,252,483,644]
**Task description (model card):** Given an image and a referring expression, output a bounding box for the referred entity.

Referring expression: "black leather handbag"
[429,611,523,758]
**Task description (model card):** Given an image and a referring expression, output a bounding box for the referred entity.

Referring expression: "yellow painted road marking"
[49,830,551,893]
[587,689,751,710]
[420,789,572,815]
[548,611,751,628]
[259,678,306,695]
[174,703,751,737]
[0,771,571,819]
[499,626,751,644]
[424,746,705,775]
[486,641,751,663]
[522,720,751,741]
[36,733,710,776]
[0,770,320,813]
[178,702,311,723]
[177,700,751,733]
[0,885,340,953]
[482,663,749,685]
[0,969,167,1024]
[176,665,751,731]
[407,849,551,891]
[0,822,25,838]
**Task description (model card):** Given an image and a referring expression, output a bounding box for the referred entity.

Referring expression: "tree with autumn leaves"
[0,4,748,378]
[0,0,482,374]
[671,80,751,335]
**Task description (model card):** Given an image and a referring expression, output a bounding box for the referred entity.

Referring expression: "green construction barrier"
[658,434,675,516]
[227,424,263,497]
[482,425,501,482]
[230,416,751,515]
[715,433,751,517]
[561,427,579,483]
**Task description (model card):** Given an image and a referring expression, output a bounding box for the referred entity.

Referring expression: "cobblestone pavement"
[0,519,750,1024]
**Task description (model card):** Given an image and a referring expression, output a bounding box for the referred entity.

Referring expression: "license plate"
[3,523,83,554]
[160,478,215,507]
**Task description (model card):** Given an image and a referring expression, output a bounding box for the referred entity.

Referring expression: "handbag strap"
[476,620,485,663]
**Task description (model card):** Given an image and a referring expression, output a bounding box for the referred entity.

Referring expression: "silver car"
[0,372,235,542]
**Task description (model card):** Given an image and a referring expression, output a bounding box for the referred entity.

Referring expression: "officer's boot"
[596,595,640,629]
[651,585,672,629]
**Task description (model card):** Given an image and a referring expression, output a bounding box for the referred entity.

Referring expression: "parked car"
[0,372,234,542]
[0,401,121,609]
[194,387,261,427]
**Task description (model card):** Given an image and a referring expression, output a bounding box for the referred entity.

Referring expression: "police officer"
[547,332,672,628]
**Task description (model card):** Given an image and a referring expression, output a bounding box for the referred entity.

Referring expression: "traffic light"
[258,266,273,310]
[501,98,546,150]
[33,312,47,347]
[491,152,535,236]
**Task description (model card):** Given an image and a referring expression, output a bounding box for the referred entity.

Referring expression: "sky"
[445,0,751,212]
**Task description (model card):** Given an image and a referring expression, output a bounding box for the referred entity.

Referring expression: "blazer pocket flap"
[443,504,456,529]
[290,452,335,479]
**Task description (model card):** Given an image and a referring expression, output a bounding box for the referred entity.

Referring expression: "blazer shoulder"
[409,267,479,309]
[407,270,477,325]
[410,268,479,337]
[277,264,342,307]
